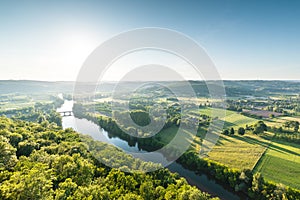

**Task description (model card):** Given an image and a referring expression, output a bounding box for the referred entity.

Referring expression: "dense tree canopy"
[0,117,216,200]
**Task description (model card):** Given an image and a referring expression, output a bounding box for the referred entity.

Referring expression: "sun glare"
[59,31,99,65]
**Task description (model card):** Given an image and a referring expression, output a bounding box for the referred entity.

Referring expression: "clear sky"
[0,0,300,81]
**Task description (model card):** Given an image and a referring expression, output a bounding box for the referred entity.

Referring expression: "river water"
[58,100,240,200]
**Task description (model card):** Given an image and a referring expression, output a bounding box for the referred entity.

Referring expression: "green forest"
[0,116,216,200]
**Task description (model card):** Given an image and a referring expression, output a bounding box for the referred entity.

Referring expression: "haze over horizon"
[0,0,300,81]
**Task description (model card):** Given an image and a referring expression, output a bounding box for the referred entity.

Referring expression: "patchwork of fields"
[188,107,300,189]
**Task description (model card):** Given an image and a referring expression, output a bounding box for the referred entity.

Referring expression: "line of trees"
[222,121,267,136]
[273,133,300,145]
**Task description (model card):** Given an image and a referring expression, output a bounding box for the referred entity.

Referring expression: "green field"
[207,133,271,170]
[156,126,199,151]
[253,140,300,189]
[195,107,258,129]
[188,107,266,170]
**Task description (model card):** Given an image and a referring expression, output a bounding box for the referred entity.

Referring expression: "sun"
[59,31,99,65]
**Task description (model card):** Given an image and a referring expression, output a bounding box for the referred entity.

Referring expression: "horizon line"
[1,79,300,83]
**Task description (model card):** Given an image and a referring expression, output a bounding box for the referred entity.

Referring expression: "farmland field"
[242,109,283,118]
[253,140,300,189]
[202,108,300,189]
[279,116,300,123]
[187,107,270,170]
[207,133,271,170]
[265,116,300,128]
[195,107,258,128]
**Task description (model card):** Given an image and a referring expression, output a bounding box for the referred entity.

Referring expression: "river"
[58,100,240,200]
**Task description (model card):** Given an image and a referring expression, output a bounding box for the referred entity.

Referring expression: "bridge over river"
[58,111,73,117]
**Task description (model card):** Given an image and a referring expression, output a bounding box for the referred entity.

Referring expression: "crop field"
[187,107,270,170]
[265,115,300,128]
[207,133,272,170]
[253,140,300,189]
[279,116,300,123]
[194,107,258,129]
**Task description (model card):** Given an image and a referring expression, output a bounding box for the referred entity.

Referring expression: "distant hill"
[1,80,300,97]
[0,80,74,95]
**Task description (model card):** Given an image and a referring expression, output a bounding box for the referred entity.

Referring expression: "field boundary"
[251,139,273,171]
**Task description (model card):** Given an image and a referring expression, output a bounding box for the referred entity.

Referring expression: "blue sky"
[0,0,299,81]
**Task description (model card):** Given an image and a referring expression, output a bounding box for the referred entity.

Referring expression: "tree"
[238,127,245,135]
[17,140,39,157]
[230,127,235,135]
[55,178,78,199]
[294,121,299,132]
[222,129,229,135]
[249,173,265,199]
[253,121,267,134]
[8,133,23,148]
[139,181,155,200]
[0,136,17,170]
